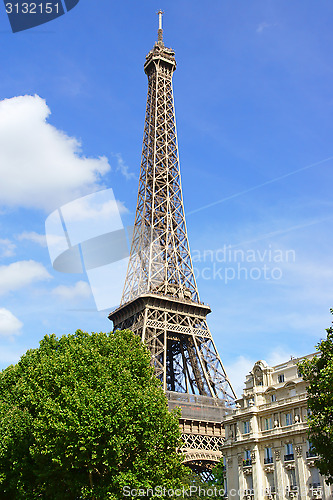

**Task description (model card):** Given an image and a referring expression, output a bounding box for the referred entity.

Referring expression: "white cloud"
[0,239,16,257]
[52,280,91,301]
[256,22,271,34]
[0,95,111,211]
[114,153,136,180]
[225,355,254,398]
[0,308,23,337]
[61,197,127,223]
[267,347,294,367]
[17,231,47,247]
[0,260,51,295]
[226,348,297,397]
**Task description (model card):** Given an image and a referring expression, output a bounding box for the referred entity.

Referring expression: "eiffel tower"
[109,12,236,478]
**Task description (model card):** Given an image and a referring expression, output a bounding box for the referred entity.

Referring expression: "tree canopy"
[298,309,333,484]
[0,329,187,499]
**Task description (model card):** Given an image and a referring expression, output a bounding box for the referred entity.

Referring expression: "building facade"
[221,355,333,500]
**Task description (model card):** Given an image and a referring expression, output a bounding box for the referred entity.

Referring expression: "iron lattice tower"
[109,12,236,477]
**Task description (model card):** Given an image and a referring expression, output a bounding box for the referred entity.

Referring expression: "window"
[285,443,294,461]
[245,473,253,493]
[264,447,273,464]
[244,421,250,434]
[286,443,293,455]
[271,393,277,402]
[285,413,292,426]
[264,417,273,430]
[278,374,285,383]
[287,468,297,489]
[244,449,252,466]
[266,471,275,494]
[310,467,320,489]
[307,441,317,458]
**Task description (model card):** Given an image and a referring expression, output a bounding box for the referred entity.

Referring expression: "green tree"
[0,329,188,499]
[298,309,333,484]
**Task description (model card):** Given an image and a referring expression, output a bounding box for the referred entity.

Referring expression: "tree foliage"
[298,309,333,484]
[0,329,187,499]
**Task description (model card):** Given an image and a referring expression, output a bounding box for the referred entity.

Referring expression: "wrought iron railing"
[309,483,321,489]
[284,454,294,461]
[286,485,298,491]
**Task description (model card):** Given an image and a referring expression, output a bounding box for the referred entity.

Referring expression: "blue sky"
[0,0,332,394]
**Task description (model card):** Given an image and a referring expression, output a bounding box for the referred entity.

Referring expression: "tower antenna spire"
[157,9,164,44]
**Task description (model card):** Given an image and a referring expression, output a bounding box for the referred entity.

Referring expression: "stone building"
[221,355,333,499]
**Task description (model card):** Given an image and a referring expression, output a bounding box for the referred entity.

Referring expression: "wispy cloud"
[225,355,254,397]
[188,155,333,216]
[0,239,16,258]
[52,281,91,301]
[0,260,51,296]
[17,231,47,247]
[0,308,23,337]
[256,22,272,34]
[113,153,136,180]
[225,347,298,397]
[229,215,333,249]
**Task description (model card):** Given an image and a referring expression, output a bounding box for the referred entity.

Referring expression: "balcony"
[264,457,274,464]
[258,393,307,409]
[310,484,322,499]
[243,459,252,466]
[284,454,295,461]
[286,486,298,498]
[265,487,276,499]
[307,450,318,458]
[244,489,254,500]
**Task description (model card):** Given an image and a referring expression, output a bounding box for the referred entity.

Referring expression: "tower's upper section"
[120,13,199,305]
[144,11,176,77]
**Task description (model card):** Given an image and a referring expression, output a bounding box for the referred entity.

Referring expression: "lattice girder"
[121,42,199,305]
